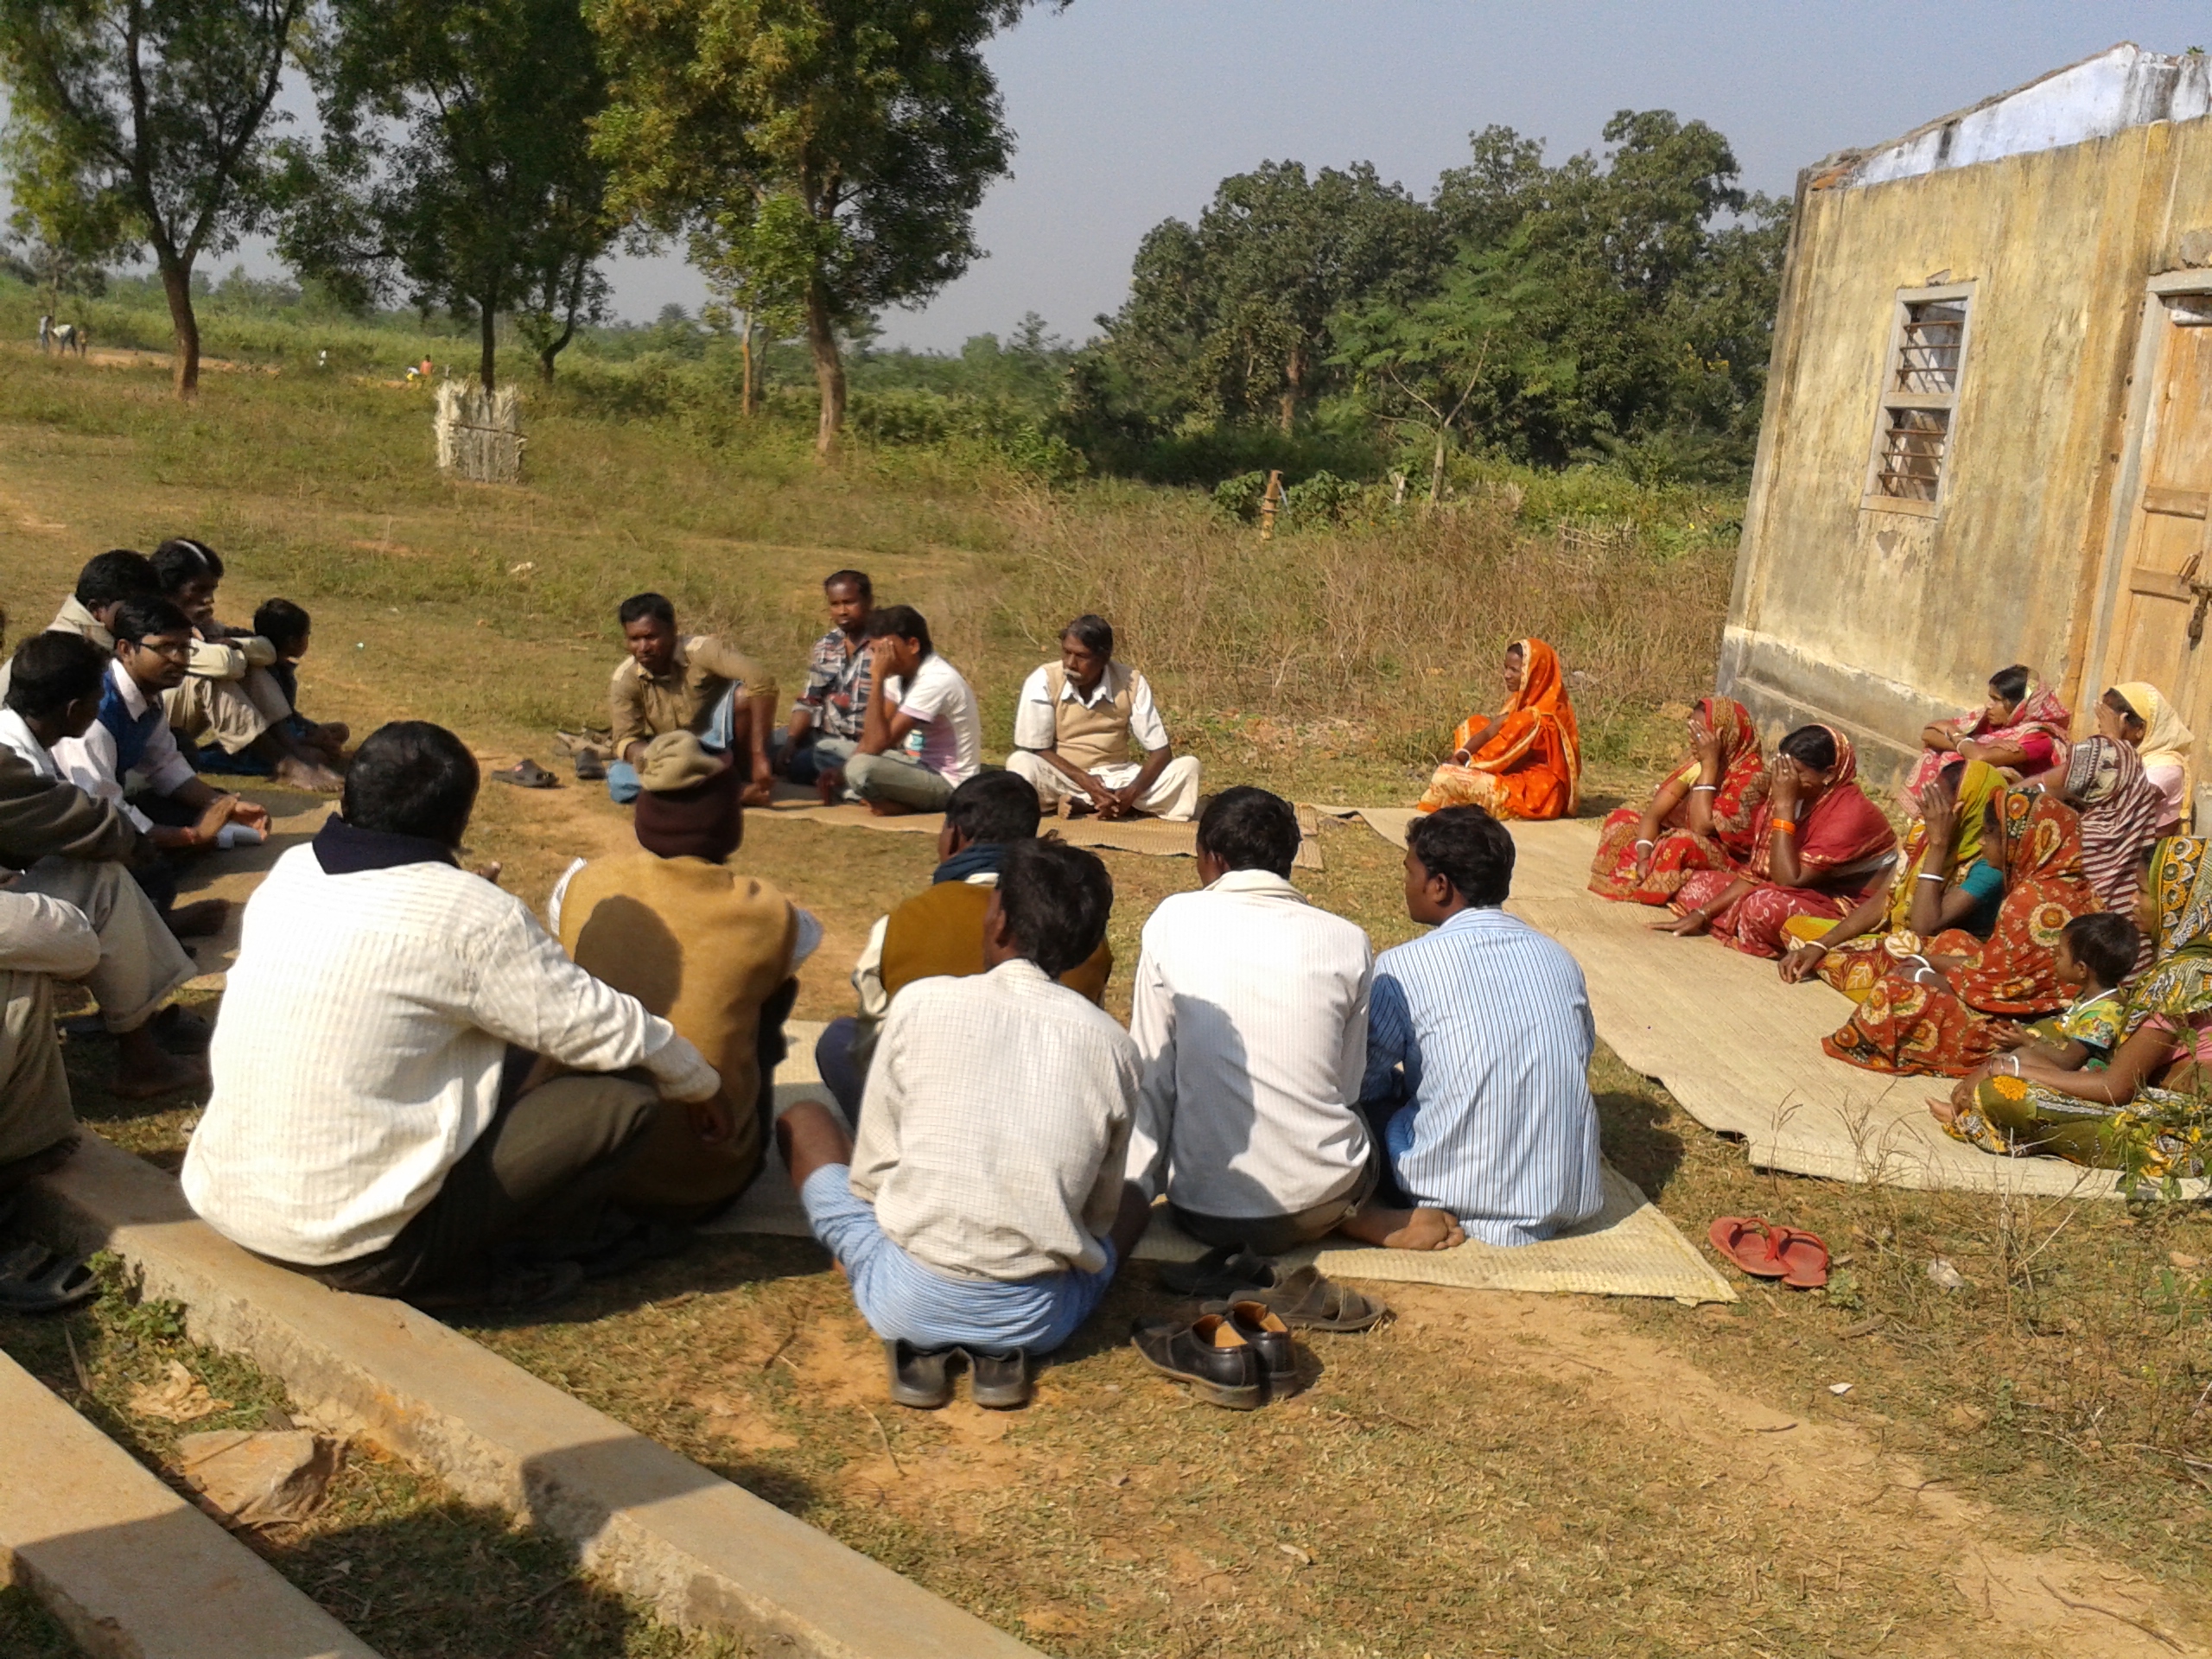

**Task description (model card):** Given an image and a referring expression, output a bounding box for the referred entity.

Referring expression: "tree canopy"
[590,0,1030,457]
[0,0,309,395]
[278,0,617,390]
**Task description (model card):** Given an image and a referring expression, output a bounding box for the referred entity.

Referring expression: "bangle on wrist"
[1691,783,1719,793]
[1916,872,1945,882]
[1770,818,1798,835]
[1635,837,1655,850]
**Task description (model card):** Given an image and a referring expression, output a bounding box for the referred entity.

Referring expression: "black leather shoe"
[885,1340,956,1409]
[1216,1299,1298,1397]
[1131,1313,1263,1409]
[966,1348,1033,1410]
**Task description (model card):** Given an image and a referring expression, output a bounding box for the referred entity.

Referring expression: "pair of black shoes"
[1131,1299,1298,1411]
[885,1340,1032,1410]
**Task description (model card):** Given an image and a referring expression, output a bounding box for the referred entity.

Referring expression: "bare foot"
[1653,912,1711,938]
[108,1049,209,1101]
[273,755,344,792]
[740,779,775,808]
[1337,1201,1467,1251]
[165,899,230,939]
[1927,1095,1961,1127]
[817,772,843,805]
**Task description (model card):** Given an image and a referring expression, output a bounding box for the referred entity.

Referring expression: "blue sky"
[7,3,2207,349]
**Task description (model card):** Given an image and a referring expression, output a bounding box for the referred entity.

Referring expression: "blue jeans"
[607,686,741,804]
[771,731,858,786]
[799,1165,1116,1354]
[814,1016,867,1120]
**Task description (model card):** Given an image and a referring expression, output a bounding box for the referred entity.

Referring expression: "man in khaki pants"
[1006,613,1202,821]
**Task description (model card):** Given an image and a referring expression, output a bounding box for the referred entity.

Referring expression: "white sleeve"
[1337,944,1375,1113]
[137,712,196,798]
[1126,670,1170,753]
[852,913,891,1020]
[791,905,823,969]
[896,664,949,725]
[54,727,153,835]
[1011,664,1058,752]
[545,856,587,933]
[0,889,100,977]
[846,991,911,1204]
[1122,932,1178,1198]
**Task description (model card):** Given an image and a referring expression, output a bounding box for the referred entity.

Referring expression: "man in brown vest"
[814,770,1111,1116]
[553,733,813,1224]
[1005,613,1202,821]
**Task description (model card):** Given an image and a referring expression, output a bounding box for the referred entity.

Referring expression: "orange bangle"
[1771,818,1798,835]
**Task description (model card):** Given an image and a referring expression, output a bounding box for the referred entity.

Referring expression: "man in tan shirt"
[607,592,779,806]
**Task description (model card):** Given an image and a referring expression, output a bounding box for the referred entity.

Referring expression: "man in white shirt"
[182,721,723,1313]
[1127,787,1466,1255]
[50,596,266,938]
[836,605,982,816]
[1,631,205,1103]
[1007,614,1202,821]
[776,838,1149,1410]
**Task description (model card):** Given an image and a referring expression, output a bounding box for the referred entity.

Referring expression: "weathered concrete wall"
[1723,113,2212,785]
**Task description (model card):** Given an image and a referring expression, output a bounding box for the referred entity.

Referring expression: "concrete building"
[1721,41,2212,792]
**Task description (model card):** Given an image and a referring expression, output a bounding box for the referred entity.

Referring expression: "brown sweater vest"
[1043,662,1135,771]
[558,854,796,1211]
[880,879,1112,1006]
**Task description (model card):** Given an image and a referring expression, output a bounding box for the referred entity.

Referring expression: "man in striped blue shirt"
[1359,806,1605,1246]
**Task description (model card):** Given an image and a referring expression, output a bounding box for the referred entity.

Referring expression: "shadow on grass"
[1594,1084,1687,1198]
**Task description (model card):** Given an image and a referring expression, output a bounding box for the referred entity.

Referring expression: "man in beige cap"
[551,732,818,1223]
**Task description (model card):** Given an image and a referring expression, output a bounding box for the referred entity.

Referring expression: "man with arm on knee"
[607,592,779,807]
[772,569,874,794]
[181,721,721,1313]
[838,605,982,817]
[1007,613,1202,822]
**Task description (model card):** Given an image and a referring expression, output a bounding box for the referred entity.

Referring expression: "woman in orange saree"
[1417,638,1580,821]
[1589,696,1766,904]
[1821,789,2097,1077]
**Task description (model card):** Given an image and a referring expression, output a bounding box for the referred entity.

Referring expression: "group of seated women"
[1554,658,2206,1185]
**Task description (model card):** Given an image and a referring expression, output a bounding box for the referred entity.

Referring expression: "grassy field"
[3,344,2209,1658]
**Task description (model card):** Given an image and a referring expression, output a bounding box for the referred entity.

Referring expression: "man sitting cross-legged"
[812,770,1111,1116]
[181,721,723,1313]
[1359,805,1605,1244]
[0,632,205,1117]
[51,597,269,938]
[1127,785,1465,1255]
[1006,613,1202,822]
[833,605,981,816]
[771,569,874,792]
[549,732,819,1226]
[606,592,779,807]
[777,838,1150,1411]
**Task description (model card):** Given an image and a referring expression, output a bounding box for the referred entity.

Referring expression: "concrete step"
[0,1348,383,1659]
[22,1135,1040,1659]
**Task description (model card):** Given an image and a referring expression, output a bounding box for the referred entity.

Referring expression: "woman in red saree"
[1417,638,1580,822]
[1901,664,2070,798]
[1821,789,2097,1077]
[1661,725,1897,958]
[1589,696,1766,904]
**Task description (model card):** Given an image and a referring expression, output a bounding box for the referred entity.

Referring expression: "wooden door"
[2095,294,2212,737]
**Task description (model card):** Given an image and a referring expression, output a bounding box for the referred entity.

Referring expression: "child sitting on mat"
[1987,911,2140,1074]
[251,598,348,764]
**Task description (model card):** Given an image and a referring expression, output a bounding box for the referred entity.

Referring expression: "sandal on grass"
[1771,1227,1830,1291]
[0,1243,99,1314]
[491,759,559,789]
[1707,1216,1789,1279]
[1248,1265,1388,1333]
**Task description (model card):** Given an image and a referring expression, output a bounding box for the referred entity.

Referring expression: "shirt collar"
[0,709,54,773]
[1205,868,1302,899]
[312,814,460,874]
[110,657,150,718]
[639,639,690,686]
[1437,905,1509,933]
[988,957,1053,986]
[1058,663,1122,708]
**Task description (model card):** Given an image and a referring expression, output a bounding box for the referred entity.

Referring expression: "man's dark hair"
[110,595,193,645]
[1061,613,1114,658]
[1406,804,1516,908]
[1989,664,2033,705]
[864,604,933,659]
[253,597,311,650]
[1778,724,1838,771]
[73,550,159,612]
[151,537,223,592]
[823,569,873,600]
[342,721,480,847]
[4,632,109,720]
[996,837,1112,976]
[945,770,1040,846]
[617,592,677,630]
[1197,785,1300,878]
[2064,912,2141,988]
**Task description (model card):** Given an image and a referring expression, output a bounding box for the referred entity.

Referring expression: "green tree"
[0,0,309,395]
[1103,160,1443,432]
[277,0,616,390]
[591,0,1030,459]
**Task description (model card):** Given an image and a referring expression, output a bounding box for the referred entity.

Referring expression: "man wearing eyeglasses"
[53,595,267,936]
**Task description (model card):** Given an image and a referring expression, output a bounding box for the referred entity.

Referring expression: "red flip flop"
[1771,1227,1830,1290]
[1707,1216,1788,1279]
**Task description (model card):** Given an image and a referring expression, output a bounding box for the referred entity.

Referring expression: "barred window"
[1865,288,1971,514]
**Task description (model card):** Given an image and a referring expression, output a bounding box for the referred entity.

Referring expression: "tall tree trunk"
[1279,342,1306,434]
[537,313,577,385]
[157,255,201,398]
[741,316,758,417]
[805,282,844,461]
[479,299,498,391]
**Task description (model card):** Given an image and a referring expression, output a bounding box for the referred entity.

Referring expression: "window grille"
[1865,289,1971,512]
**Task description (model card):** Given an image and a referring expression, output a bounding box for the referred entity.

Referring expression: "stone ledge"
[22,1135,1039,1659]
[0,1348,383,1659]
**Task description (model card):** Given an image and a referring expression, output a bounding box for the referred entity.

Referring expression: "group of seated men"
[603,569,1202,823]
[0,550,1605,1410]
